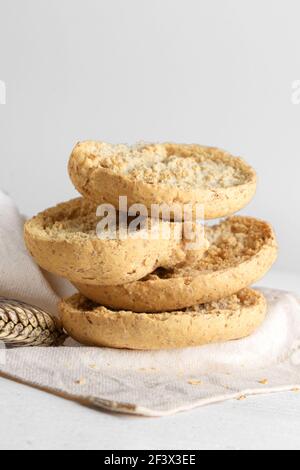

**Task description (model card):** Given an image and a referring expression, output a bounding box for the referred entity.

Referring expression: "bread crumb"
[188,379,202,386]
[237,395,247,401]
[292,388,300,393]
[258,379,269,385]
[88,364,97,369]
[75,378,86,386]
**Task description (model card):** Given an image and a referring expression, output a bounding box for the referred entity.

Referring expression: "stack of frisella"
[25,142,278,350]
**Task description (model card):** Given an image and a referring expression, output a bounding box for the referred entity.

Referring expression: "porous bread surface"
[30,196,184,241]
[82,142,249,189]
[75,216,278,312]
[39,199,107,240]
[69,141,257,220]
[24,198,209,286]
[145,216,271,278]
[60,289,267,350]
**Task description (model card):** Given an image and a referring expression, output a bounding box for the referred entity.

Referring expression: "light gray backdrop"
[0,0,299,273]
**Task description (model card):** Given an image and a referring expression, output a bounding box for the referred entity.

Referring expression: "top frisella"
[69,141,257,220]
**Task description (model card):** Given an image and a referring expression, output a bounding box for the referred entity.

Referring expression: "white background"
[0,0,300,273]
[1,0,300,450]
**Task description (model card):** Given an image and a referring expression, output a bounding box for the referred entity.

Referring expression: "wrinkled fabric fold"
[0,191,74,316]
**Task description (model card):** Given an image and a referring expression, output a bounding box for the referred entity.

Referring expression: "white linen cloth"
[0,191,300,417]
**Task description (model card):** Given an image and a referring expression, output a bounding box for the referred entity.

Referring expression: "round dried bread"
[75,216,278,312]
[60,289,267,350]
[68,141,257,220]
[24,198,209,286]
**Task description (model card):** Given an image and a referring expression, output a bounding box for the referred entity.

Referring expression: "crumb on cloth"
[188,379,202,386]
[258,379,269,385]
[75,378,86,386]
[237,395,247,401]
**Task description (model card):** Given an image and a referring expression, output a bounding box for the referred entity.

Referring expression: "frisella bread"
[74,216,278,312]
[68,141,257,220]
[60,289,267,350]
[24,140,278,350]
[24,198,209,286]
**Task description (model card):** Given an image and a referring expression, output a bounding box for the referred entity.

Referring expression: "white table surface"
[0,270,300,451]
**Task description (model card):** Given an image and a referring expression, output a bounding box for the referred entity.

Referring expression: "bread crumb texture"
[24,198,209,286]
[25,197,207,244]
[73,141,254,189]
[27,197,155,241]
[143,216,276,279]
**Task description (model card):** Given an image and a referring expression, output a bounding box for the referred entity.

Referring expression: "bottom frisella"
[60,289,267,350]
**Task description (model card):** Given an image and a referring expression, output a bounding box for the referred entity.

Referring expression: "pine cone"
[0,298,66,347]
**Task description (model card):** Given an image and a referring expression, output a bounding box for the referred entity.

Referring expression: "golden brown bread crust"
[24,198,208,286]
[68,141,257,220]
[60,289,267,350]
[75,216,278,312]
